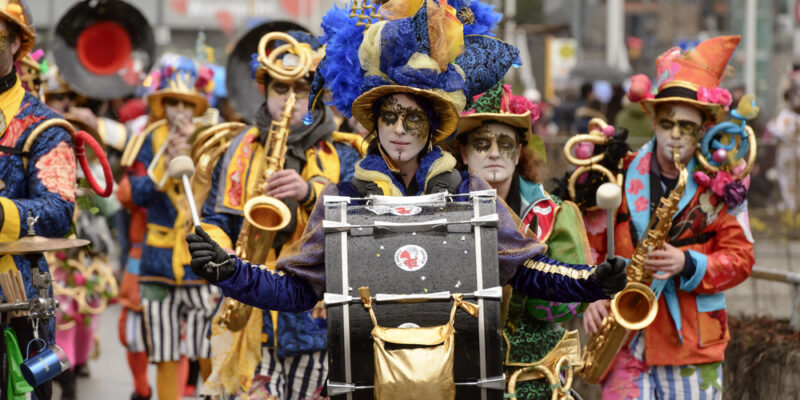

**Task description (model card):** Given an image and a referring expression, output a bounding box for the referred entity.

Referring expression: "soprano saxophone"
[218,30,313,331]
[580,148,688,384]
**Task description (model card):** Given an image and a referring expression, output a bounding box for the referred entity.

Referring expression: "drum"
[323,191,505,399]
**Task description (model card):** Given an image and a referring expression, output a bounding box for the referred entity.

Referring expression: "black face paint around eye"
[469,126,519,159]
[379,96,430,138]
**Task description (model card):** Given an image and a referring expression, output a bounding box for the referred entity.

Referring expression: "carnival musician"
[122,54,217,400]
[452,81,591,399]
[196,30,360,398]
[0,2,78,399]
[579,36,755,398]
[186,0,628,360]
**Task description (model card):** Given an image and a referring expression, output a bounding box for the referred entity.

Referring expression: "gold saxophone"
[580,148,688,384]
[219,31,313,331]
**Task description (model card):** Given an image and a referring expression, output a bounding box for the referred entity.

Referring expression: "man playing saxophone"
[197,30,360,398]
[580,36,755,399]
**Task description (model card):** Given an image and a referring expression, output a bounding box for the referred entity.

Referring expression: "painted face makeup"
[653,103,704,164]
[461,123,521,185]
[377,94,431,166]
[378,96,430,138]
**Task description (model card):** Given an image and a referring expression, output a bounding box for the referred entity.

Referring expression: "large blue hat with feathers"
[309,0,520,143]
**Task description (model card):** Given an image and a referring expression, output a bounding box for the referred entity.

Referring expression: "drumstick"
[596,182,622,260]
[167,155,202,228]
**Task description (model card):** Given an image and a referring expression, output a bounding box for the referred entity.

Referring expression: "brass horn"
[609,282,658,330]
[225,20,310,123]
[52,0,155,100]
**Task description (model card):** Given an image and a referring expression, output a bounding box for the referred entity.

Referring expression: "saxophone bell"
[609,282,658,331]
[243,195,292,231]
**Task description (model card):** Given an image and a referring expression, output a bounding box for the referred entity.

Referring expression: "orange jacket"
[585,140,754,366]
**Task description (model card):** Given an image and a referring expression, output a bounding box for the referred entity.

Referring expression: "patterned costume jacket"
[129,123,204,286]
[585,139,754,366]
[0,79,77,341]
[504,177,592,400]
[201,122,360,358]
[213,149,613,323]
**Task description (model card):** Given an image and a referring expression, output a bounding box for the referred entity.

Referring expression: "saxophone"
[218,30,313,331]
[580,148,688,384]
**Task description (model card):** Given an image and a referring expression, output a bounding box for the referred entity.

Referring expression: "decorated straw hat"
[457,81,540,144]
[145,54,212,120]
[0,0,35,61]
[631,35,740,125]
[309,0,520,144]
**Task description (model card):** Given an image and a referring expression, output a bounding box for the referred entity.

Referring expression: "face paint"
[378,96,430,138]
[266,80,311,127]
[377,94,431,166]
[461,123,522,186]
[653,103,704,164]
[468,126,520,159]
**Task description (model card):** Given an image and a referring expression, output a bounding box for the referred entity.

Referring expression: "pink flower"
[698,87,733,111]
[602,348,646,400]
[710,171,733,197]
[634,196,649,212]
[636,153,651,176]
[35,142,77,203]
[627,178,644,195]
[697,87,710,103]
[583,209,607,235]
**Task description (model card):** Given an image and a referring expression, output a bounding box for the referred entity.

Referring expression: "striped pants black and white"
[241,347,328,400]
[141,285,219,362]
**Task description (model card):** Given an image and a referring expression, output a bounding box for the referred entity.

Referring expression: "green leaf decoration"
[679,366,696,377]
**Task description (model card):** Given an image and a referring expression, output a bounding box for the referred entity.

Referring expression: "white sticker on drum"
[366,205,392,215]
[398,322,420,329]
[394,244,428,271]
[390,205,422,216]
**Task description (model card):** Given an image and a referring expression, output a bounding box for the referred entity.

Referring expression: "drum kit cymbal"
[0,236,89,255]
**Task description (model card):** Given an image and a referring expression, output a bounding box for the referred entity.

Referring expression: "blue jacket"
[214,149,609,316]
[0,84,77,343]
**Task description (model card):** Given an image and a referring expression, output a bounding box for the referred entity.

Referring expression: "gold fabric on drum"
[359,287,478,400]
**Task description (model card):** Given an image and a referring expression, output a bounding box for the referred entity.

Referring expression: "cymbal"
[0,236,90,255]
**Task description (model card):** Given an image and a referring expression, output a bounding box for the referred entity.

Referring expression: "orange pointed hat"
[637,35,740,124]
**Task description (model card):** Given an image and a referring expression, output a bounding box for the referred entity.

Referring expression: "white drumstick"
[596,182,622,260]
[167,156,201,228]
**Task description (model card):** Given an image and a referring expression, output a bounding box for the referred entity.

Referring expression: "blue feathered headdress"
[308,0,519,143]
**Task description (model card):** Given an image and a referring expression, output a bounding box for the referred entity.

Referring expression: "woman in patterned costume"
[453,81,591,399]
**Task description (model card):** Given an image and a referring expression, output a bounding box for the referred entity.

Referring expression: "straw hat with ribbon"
[145,54,213,120]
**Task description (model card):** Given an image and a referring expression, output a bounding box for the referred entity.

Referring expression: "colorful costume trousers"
[241,347,328,400]
[141,284,219,362]
[602,333,722,400]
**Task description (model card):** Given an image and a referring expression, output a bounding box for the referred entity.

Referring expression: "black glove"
[186,226,234,283]
[593,256,628,297]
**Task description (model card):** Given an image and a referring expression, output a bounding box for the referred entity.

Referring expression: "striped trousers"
[602,333,723,400]
[141,284,219,362]
[240,347,328,400]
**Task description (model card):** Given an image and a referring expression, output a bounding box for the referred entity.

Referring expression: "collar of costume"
[623,137,699,343]
[253,102,336,171]
[353,146,456,196]
[0,68,18,93]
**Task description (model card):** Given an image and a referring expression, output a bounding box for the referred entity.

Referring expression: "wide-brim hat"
[0,1,35,61]
[352,84,459,144]
[457,111,531,140]
[311,0,520,145]
[639,35,740,125]
[147,89,209,120]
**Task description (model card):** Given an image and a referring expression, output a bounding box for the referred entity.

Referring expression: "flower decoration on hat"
[458,80,544,160]
[628,35,741,124]
[308,0,520,144]
[144,54,213,120]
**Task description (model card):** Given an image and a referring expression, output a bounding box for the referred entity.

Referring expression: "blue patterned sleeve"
[129,135,157,208]
[200,158,242,241]
[3,125,76,238]
[215,256,319,312]
[334,142,359,183]
[507,254,609,302]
